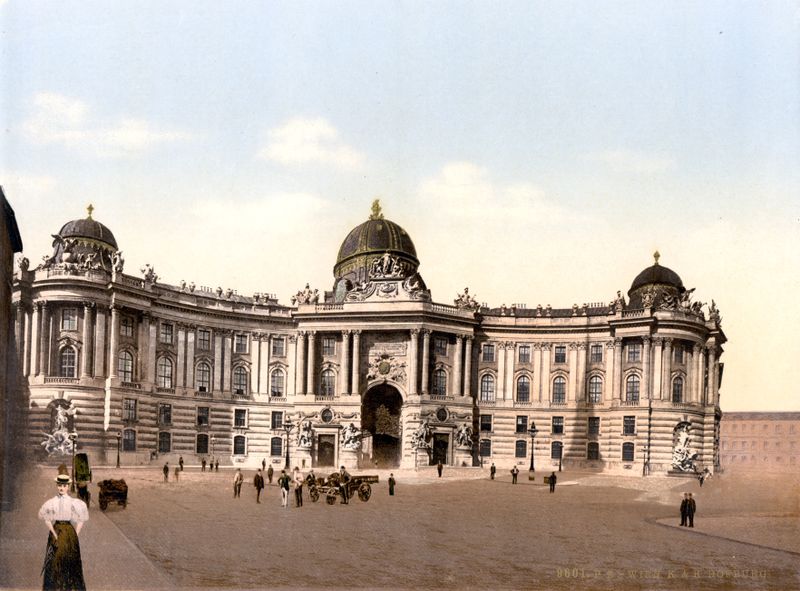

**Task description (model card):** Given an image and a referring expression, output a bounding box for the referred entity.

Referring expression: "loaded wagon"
[307,472,378,505]
[97,479,128,511]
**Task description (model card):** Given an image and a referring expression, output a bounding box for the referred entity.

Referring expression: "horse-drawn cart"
[307,473,378,505]
[97,479,128,511]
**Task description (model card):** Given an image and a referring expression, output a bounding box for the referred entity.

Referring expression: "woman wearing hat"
[38,465,88,590]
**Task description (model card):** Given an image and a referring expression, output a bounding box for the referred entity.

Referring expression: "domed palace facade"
[11,201,726,474]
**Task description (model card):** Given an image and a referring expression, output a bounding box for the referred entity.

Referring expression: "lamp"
[69,432,78,492]
[283,420,294,469]
[528,422,538,472]
[115,431,121,468]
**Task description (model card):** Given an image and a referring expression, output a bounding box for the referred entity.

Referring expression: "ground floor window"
[622,442,635,462]
[515,440,527,458]
[122,429,136,452]
[271,437,283,457]
[479,439,491,457]
[158,431,171,453]
[551,441,563,460]
[196,434,209,454]
[587,441,599,460]
[233,435,246,455]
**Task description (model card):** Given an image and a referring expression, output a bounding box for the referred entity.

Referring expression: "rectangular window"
[270,437,283,457]
[233,435,247,455]
[196,434,209,454]
[552,416,564,435]
[590,344,603,363]
[515,440,527,458]
[623,416,636,435]
[272,337,285,357]
[518,345,531,364]
[322,336,336,356]
[158,403,172,426]
[234,334,248,353]
[516,415,528,434]
[158,432,171,453]
[122,429,136,452]
[588,417,600,435]
[627,343,641,362]
[197,329,211,350]
[120,316,134,337]
[197,407,209,427]
[622,442,635,462]
[434,337,448,356]
[674,344,684,364]
[62,308,78,331]
[271,411,283,430]
[554,345,567,364]
[122,398,137,421]
[480,414,493,432]
[482,344,495,363]
[587,442,599,460]
[234,408,248,428]
[479,439,492,457]
[160,322,173,344]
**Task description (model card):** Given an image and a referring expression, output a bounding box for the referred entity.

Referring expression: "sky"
[1,1,798,411]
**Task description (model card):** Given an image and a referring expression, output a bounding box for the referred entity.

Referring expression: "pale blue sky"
[2,1,798,410]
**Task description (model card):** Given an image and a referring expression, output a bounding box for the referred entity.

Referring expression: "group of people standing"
[679,492,697,527]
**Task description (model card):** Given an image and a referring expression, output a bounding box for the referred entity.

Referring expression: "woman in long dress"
[38,468,89,590]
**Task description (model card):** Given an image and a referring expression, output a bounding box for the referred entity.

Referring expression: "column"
[505,342,515,401]
[641,336,651,401]
[137,312,149,382]
[39,301,50,376]
[693,344,703,404]
[251,333,261,394]
[684,344,694,403]
[604,341,614,403]
[222,332,232,392]
[257,334,269,395]
[462,336,473,397]
[213,332,222,392]
[541,343,551,402]
[497,344,506,400]
[707,346,717,406]
[408,330,419,396]
[186,327,196,390]
[14,303,24,360]
[176,325,186,388]
[576,343,587,401]
[287,335,297,397]
[351,330,361,396]
[30,302,40,376]
[306,331,316,395]
[533,343,543,401]
[45,306,54,376]
[147,319,158,384]
[340,330,350,395]
[81,302,93,378]
[94,307,107,377]
[109,305,120,378]
[421,330,430,394]
[567,343,578,402]
[661,338,673,402]
[452,335,463,397]
[612,338,623,401]
[652,338,663,400]
[295,332,306,395]
[23,305,32,376]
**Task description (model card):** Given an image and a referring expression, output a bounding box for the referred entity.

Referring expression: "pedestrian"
[267,465,274,485]
[39,465,88,591]
[163,462,169,482]
[214,459,219,472]
[549,471,557,493]
[338,465,351,504]
[278,470,291,507]
[233,468,243,498]
[292,467,304,508]
[179,455,184,471]
[490,463,496,480]
[437,461,443,478]
[687,493,696,527]
[253,469,265,503]
[262,458,266,471]
[388,473,396,496]
[174,466,180,482]
[511,466,519,484]
[679,493,689,526]
[201,458,207,472]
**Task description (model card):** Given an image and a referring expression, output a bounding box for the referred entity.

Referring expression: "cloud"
[590,149,675,174]
[258,117,364,170]
[22,92,194,157]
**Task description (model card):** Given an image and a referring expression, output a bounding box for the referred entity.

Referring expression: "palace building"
[10,201,726,474]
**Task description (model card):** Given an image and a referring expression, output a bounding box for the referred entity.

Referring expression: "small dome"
[628,252,684,296]
[58,217,118,251]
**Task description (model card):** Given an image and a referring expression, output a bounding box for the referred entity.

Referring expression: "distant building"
[719,412,800,471]
[11,200,726,474]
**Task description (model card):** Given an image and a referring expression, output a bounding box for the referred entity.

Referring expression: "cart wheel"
[358,483,371,502]
[326,490,338,505]
[99,499,108,511]
[310,488,320,503]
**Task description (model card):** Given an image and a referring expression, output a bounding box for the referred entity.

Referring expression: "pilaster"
[462,336,473,398]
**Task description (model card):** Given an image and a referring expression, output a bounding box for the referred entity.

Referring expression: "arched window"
[122,429,136,452]
[60,348,76,378]
[196,362,211,392]
[196,433,209,454]
[320,369,336,397]
[587,442,599,460]
[551,441,563,459]
[515,440,527,458]
[622,442,635,461]
[270,369,285,398]
[588,376,602,404]
[233,435,246,455]
[672,377,684,403]
[157,357,173,389]
[432,369,447,396]
[516,376,530,403]
[625,375,640,403]
[118,351,133,382]
[270,436,283,456]
[552,377,566,404]
[480,374,495,401]
[158,431,171,453]
[233,366,248,394]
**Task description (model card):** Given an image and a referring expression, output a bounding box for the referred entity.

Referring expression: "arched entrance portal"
[362,385,403,468]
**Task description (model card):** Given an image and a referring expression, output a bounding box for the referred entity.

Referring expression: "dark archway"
[362,384,403,468]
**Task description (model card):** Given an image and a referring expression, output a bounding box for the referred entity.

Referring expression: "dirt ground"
[1,466,797,590]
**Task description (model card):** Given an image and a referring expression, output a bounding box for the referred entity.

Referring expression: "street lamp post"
[528,422,538,472]
[642,444,649,477]
[211,435,216,463]
[69,432,78,492]
[283,421,294,469]
[115,432,121,468]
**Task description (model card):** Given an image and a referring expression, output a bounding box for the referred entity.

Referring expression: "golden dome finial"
[87,203,94,220]
[369,199,384,220]
[653,250,660,265]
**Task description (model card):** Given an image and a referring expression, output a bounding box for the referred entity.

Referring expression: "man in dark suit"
[549,471,557,493]
[437,461,443,478]
[253,469,265,503]
[490,463,496,480]
[267,465,274,485]
[680,493,689,526]
[510,466,519,484]
[338,466,351,504]
[687,493,696,527]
